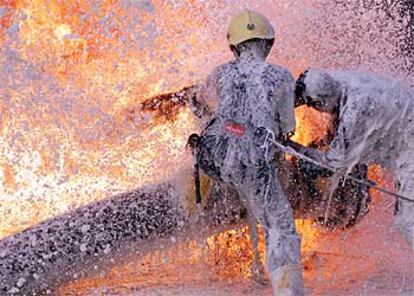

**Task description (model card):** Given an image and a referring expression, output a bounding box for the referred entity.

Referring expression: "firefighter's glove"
[186,133,200,152]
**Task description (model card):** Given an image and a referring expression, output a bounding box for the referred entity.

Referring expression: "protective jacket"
[304,70,414,248]
[192,56,295,181]
[317,71,414,173]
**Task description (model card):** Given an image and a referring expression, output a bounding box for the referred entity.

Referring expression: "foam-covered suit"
[294,69,414,249]
[190,39,304,296]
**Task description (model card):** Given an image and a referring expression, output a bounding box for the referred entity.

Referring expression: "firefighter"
[189,10,305,296]
[292,68,414,249]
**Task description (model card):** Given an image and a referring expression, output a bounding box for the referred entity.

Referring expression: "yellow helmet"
[227,10,275,46]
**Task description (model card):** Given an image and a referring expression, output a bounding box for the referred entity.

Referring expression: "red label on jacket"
[225,122,246,137]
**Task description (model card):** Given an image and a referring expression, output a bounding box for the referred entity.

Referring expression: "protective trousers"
[236,164,304,296]
[394,148,414,250]
[197,120,304,295]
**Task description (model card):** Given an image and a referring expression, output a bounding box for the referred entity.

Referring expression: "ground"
[58,198,413,296]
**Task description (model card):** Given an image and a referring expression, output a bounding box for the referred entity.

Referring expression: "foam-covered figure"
[293,68,414,249]
[190,10,304,296]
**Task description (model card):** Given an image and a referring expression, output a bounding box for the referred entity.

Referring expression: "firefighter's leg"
[394,154,414,250]
[246,213,267,284]
[241,165,304,296]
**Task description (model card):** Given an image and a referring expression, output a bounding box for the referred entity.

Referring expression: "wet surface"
[58,202,413,296]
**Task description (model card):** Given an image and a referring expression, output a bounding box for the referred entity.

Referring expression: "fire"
[1,1,409,294]
[53,24,72,40]
[58,221,320,295]
[0,1,309,238]
[292,105,333,146]
[205,220,320,280]
[0,0,206,238]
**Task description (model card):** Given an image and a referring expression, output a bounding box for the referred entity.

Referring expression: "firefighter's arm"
[323,103,368,171]
[189,70,219,119]
[283,139,331,177]
[287,107,365,172]
[285,139,324,161]
[285,113,366,179]
[280,70,296,137]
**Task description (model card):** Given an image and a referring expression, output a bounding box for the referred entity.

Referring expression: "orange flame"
[0,0,207,237]
[58,221,320,295]
[2,2,409,294]
[0,1,311,238]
